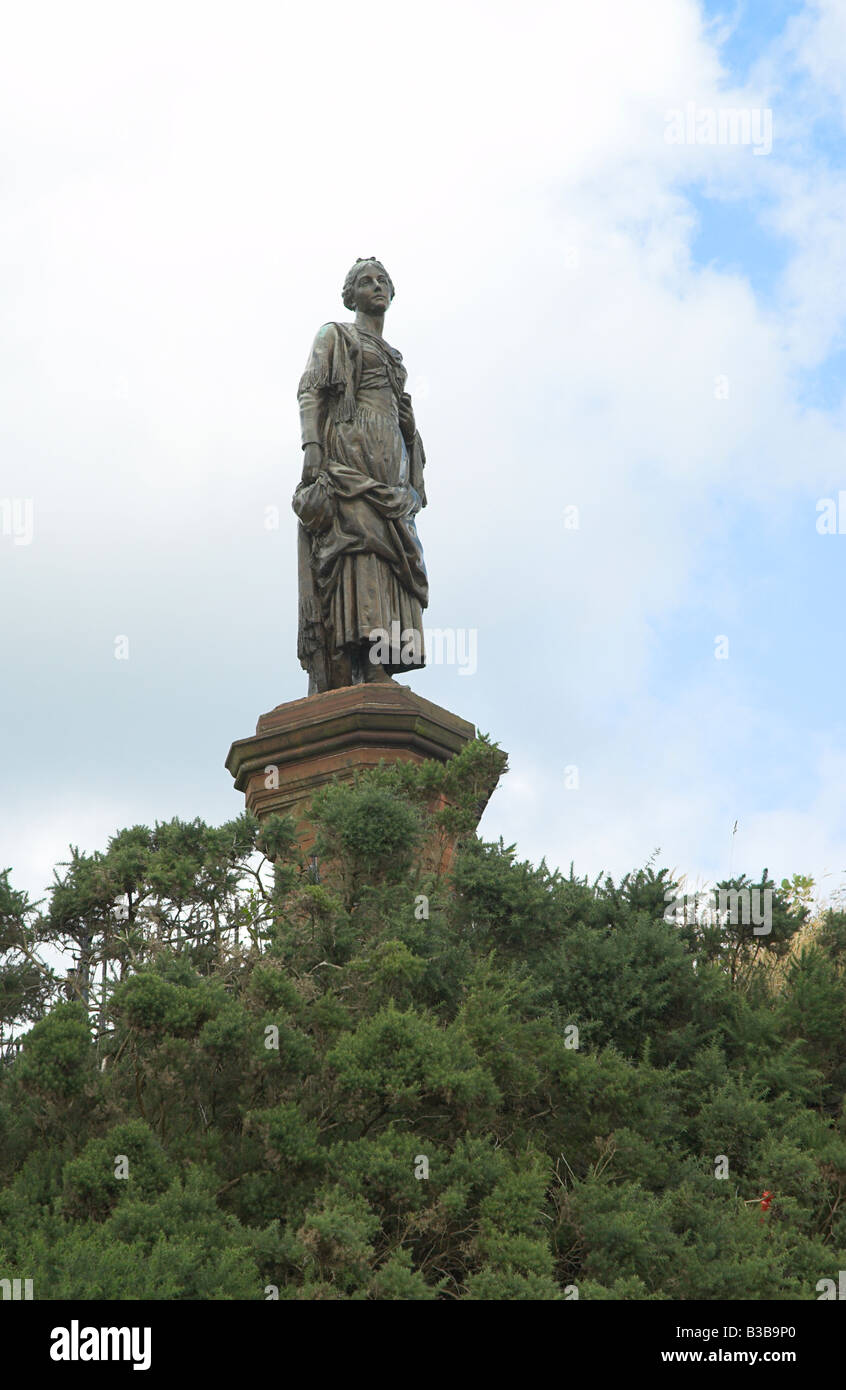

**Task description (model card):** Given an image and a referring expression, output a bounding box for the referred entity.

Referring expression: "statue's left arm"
[400,390,426,511]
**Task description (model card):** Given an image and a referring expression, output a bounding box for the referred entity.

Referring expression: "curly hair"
[341,258,395,311]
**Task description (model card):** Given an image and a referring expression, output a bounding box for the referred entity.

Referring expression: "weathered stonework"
[226,682,496,871]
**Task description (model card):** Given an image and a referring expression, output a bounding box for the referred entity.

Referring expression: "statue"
[228,258,503,850]
[292,258,428,694]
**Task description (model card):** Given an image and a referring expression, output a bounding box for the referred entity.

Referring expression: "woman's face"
[353,265,392,315]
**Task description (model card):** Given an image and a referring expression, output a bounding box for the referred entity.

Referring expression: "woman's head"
[342,258,395,313]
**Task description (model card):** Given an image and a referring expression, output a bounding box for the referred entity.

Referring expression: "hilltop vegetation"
[1,742,845,1300]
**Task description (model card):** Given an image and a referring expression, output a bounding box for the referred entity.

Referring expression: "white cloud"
[3,0,846,905]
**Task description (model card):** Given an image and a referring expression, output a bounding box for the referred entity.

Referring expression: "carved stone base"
[225,681,497,872]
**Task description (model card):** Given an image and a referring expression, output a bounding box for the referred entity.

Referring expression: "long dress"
[292,321,428,692]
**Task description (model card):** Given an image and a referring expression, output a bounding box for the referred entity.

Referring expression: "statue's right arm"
[298,324,338,484]
[299,389,324,484]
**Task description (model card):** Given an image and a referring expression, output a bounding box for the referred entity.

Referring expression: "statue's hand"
[398,394,415,442]
[293,468,334,534]
[302,441,323,484]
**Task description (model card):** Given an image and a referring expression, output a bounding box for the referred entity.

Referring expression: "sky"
[3,0,846,912]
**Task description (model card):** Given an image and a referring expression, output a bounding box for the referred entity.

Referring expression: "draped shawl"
[292,321,427,687]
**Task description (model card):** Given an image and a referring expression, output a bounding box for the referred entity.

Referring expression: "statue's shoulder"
[311,321,361,353]
[314,320,357,339]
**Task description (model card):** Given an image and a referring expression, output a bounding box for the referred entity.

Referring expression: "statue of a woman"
[292,258,428,694]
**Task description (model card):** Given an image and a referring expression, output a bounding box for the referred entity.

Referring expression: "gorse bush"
[1,740,844,1300]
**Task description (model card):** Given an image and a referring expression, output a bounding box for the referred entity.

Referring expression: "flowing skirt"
[304,402,428,669]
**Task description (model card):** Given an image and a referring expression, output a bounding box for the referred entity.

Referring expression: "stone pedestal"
[225,681,498,871]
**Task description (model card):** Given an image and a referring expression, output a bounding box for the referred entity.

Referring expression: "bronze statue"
[292,258,428,693]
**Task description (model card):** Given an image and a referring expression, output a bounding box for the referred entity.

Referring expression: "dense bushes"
[1,742,844,1299]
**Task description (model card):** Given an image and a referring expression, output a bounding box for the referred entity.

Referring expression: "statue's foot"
[352,640,393,685]
[364,661,394,684]
[349,644,372,686]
